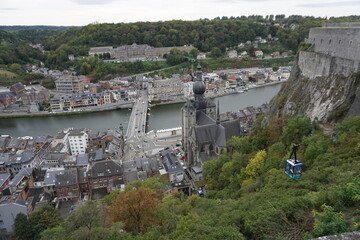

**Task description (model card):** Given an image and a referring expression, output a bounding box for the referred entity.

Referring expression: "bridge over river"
[123,90,181,161]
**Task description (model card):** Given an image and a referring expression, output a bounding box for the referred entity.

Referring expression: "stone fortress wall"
[306,22,360,61]
[300,22,360,79]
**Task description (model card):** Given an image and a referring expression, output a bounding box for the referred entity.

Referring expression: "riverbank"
[1,84,281,137]
[0,80,286,119]
[150,79,286,107]
[0,102,133,119]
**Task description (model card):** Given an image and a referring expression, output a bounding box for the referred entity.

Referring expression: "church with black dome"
[181,65,243,168]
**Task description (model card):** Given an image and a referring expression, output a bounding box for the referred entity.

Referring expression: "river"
[0,84,281,137]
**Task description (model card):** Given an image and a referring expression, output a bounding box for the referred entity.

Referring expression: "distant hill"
[0,25,76,45]
[0,30,43,64]
[42,16,326,55]
[0,25,72,31]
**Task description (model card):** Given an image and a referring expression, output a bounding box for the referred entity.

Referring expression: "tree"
[40,226,66,240]
[209,47,222,58]
[67,200,104,237]
[228,136,253,154]
[79,62,91,75]
[107,187,160,233]
[14,213,33,240]
[312,204,348,237]
[165,48,187,66]
[29,205,63,239]
[244,150,267,178]
[281,115,312,146]
[272,66,279,72]
[189,48,200,59]
[14,205,62,240]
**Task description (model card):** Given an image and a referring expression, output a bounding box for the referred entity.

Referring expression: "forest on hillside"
[10,115,360,240]
[1,15,360,82]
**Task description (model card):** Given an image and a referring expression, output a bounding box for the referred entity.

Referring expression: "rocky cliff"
[267,51,360,123]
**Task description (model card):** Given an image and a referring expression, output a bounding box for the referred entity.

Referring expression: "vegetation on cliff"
[12,115,360,240]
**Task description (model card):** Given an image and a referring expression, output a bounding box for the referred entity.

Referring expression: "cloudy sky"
[1,0,359,26]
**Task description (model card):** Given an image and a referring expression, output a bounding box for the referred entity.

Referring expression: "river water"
[0,84,281,137]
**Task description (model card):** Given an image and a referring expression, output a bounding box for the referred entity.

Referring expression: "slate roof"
[134,158,159,173]
[0,153,9,165]
[88,160,122,178]
[194,125,217,144]
[76,154,89,166]
[215,124,226,147]
[9,168,33,187]
[161,149,183,173]
[41,153,65,163]
[44,168,65,186]
[68,128,86,137]
[20,151,36,164]
[124,171,138,183]
[55,168,78,187]
[222,120,242,141]
[89,149,105,161]
[197,111,216,126]
[123,160,137,172]
[0,173,10,186]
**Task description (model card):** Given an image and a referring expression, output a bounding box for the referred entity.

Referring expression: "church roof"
[197,111,215,126]
[194,124,217,144]
[215,124,227,147]
[194,118,242,145]
[222,120,242,141]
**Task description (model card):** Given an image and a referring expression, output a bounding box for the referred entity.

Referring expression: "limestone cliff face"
[267,51,360,123]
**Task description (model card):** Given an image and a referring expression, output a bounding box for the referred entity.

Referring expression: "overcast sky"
[1,0,359,26]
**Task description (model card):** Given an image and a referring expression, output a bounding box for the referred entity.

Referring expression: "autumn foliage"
[107,187,160,233]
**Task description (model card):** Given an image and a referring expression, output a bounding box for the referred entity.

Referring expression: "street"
[123,90,180,161]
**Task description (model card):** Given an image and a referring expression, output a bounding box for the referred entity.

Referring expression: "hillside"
[14,115,360,240]
[42,16,326,54]
[0,30,43,64]
[0,26,72,45]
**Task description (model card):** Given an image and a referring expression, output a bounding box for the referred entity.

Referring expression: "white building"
[67,128,89,155]
[255,50,264,57]
[183,82,194,98]
[228,50,238,59]
[197,53,206,60]
[148,76,184,100]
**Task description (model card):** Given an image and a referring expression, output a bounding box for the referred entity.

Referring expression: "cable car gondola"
[284,144,303,180]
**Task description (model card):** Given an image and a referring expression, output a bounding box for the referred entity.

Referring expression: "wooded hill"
[0,30,43,65]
